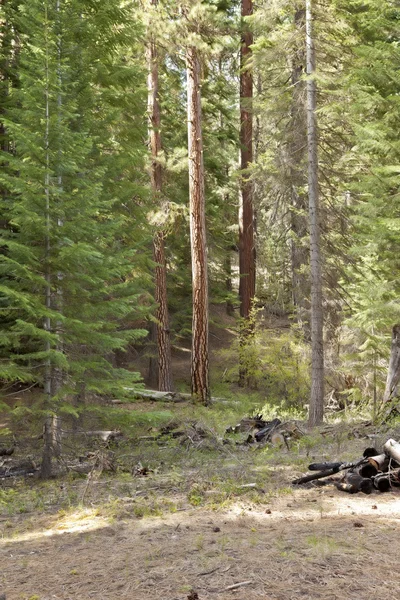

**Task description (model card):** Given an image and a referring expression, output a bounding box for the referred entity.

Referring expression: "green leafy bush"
[220,327,310,411]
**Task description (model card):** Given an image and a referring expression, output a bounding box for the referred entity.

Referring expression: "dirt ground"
[2,485,400,600]
[2,306,399,600]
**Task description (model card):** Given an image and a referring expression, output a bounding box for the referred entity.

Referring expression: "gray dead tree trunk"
[289,5,310,336]
[306,0,324,426]
[383,325,400,404]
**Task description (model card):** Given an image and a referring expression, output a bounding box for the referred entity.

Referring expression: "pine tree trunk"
[224,251,235,317]
[383,324,400,404]
[147,0,173,392]
[238,0,255,387]
[153,232,173,390]
[289,6,310,336]
[306,0,324,426]
[40,3,63,477]
[239,0,255,324]
[186,45,210,405]
[41,417,53,479]
[147,321,158,388]
[0,9,10,156]
[41,8,54,477]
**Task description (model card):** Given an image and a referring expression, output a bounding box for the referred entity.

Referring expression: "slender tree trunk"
[0,5,10,156]
[186,45,210,405]
[53,0,63,458]
[289,6,310,336]
[239,0,255,324]
[238,0,255,387]
[147,0,173,392]
[218,62,234,320]
[41,4,54,478]
[41,1,63,477]
[147,321,158,388]
[306,0,324,426]
[224,251,235,317]
[383,324,400,404]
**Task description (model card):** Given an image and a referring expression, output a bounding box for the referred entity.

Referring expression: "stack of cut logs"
[293,438,400,494]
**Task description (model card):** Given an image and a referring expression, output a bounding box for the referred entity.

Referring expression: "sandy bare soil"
[2,486,400,600]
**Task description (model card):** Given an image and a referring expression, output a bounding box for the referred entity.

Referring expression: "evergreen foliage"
[0,0,149,421]
[0,0,399,430]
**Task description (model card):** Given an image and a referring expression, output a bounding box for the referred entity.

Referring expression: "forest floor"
[2,468,400,600]
[2,306,400,599]
[2,418,400,600]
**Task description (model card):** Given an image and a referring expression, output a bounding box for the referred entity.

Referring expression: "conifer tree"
[238,0,255,326]
[338,0,400,409]
[147,0,173,392]
[289,5,309,334]
[306,0,324,426]
[238,0,256,386]
[186,36,210,404]
[0,0,148,475]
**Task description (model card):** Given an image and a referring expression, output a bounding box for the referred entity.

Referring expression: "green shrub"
[220,327,310,411]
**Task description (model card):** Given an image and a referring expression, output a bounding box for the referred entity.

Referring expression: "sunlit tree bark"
[186,44,210,405]
[306,0,324,426]
[238,0,255,386]
[147,0,173,392]
[239,0,255,325]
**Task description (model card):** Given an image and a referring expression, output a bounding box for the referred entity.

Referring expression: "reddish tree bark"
[239,0,255,323]
[186,45,210,405]
[147,0,173,392]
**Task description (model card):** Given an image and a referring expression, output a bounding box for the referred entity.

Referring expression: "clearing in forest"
[2,423,400,600]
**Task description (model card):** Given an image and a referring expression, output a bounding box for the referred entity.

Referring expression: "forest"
[1,1,400,599]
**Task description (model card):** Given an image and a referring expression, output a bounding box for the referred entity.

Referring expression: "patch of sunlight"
[224,328,238,337]
[224,491,400,523]
[1,508,109,544]
[252,464,298,472]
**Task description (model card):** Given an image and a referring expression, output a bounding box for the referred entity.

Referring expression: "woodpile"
[293,438,400,494]
[225,416,304,447]
[0,457,38,479]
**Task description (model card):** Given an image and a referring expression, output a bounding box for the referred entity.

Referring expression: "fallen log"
[359,462,378,478]
[294,458,367,486]
[373,469,400,492]
[113,389,229,404]
[226,415,266,434]
[0,458,38,478]
[0,467,38,478]
[0,446,14,457]
[343,472,373,494]
[331,472,374,494]
[334,481,359,494]
[123,389,191,402]
[254,418,281,442]
[374,474,391,492]
[308,457,366,473]
[293,468,339,485]
[368,453,389,472]
[62,430,123,442]
[308,461,342,472]
[363,447,380,458]
[383,439,400,463]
